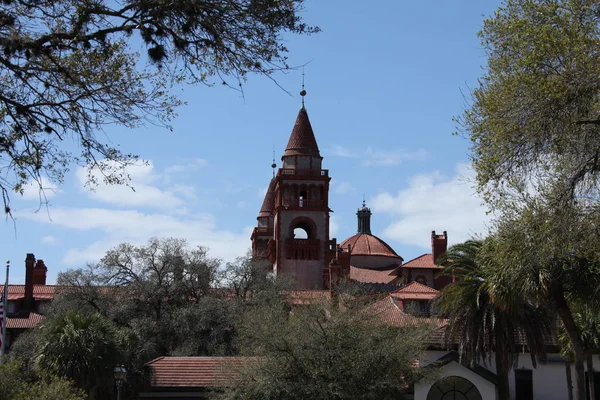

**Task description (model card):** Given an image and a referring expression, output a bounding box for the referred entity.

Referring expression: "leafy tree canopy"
[226,296,432,400]
[0,0,317,214]
[460,0,600,207]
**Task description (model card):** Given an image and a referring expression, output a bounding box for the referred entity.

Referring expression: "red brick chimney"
[431,231,448,265]
[33,259,47,285]
[24,253,35,310]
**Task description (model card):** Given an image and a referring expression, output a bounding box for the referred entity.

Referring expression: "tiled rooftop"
[349,266,400,285]
[147,357,255,388]
[341,234,401,258]
[402,254,444,269]
[7,312,44,329]
[284,108,320,157]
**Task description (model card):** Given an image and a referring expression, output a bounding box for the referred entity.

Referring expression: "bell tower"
[252,96,346,289]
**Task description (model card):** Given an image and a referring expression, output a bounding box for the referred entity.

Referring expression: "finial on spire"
[300,67,306,108]
[362,194,366,208]
[271,146,277,177]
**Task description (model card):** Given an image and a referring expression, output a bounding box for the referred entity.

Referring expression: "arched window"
[292,221,313,239]
[427,376,482,400]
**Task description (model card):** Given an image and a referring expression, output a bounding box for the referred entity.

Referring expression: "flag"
[0,284,5,354]
[0,264,7,358]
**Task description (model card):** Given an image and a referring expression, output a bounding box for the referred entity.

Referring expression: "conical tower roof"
[258,178,276,217]
[284,108,321,157]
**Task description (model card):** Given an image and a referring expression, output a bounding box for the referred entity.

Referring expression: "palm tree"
[559,303,600,400]
[435,239,551,400]
[35,311,122,399]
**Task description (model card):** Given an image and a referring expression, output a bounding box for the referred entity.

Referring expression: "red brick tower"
[252,102,348,289]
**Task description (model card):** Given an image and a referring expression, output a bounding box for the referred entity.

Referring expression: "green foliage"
[35,311,122,397]
[436,239,552,400]
[0,359,24,400]
[460,0,600,207]
[0,360,84,400]
[220,250,274,298]
[437,239,551,366]
[0,0,317,215]
[225,296,431,400]
[13,376,85,400]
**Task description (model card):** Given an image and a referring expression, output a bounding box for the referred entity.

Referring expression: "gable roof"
[284,108,320,157]
[391,281,440,301]
[147,357,255,388]
[402,254,443,269]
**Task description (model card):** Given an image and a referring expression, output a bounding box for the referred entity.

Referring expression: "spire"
[283,108,320,157]
[259,178,276,217]
[357,201,372,235]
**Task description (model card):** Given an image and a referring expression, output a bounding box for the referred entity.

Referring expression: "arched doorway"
[427,376,483,400]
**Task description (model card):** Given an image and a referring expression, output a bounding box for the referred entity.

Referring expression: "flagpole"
[0,260,9,362]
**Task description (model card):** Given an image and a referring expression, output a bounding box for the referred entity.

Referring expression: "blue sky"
[1,0,502,284]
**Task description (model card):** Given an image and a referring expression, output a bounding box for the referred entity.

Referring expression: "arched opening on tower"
[286,218,320,260]
[293,221,313,239]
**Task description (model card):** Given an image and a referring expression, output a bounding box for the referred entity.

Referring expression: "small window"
[515,369,533,400]
[415,275,427,285]
[7,301,15,314]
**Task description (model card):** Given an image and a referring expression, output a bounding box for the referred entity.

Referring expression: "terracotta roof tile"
[258,178,276,217]
[7,312,44,329]
[402,254,443,269]
[147,357,256,388]
[341,234,401,259]
[366,296,447,329]
[1,285,60,300]
[391,281,439,301]
[284,108,320,157]
[286,290,331,305]
[350,266,400,285]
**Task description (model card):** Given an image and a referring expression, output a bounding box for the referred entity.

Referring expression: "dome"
[340,233,400,258]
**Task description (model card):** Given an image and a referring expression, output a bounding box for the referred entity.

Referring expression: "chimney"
[24,253,35,310]
[431,231,448,265]
[33,259,47,285]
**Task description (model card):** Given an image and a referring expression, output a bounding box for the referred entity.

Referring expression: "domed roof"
[340,233,400,258]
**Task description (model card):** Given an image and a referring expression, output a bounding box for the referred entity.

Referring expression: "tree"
[34,311,122,399]
[225,296,431,400]
[53,237,237,362]
[220,250,272,298]
[0,359,85,400]
[559,303,600,400]
[489,201,600,400]
[436,239,552,400]
[0,0,318,214]
[460,0,600,207]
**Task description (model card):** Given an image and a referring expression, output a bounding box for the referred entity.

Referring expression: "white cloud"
[370,163,491,249]
[21,177,60,201]
[75,162,185,210]
[41,235,59,245]
[334,181,355,194]
[20,207,252,266]
[362,147,428,167]
[328,144,428,167]
[331,144,356,158]
[330,215,340,237]
[163,158,207,176]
